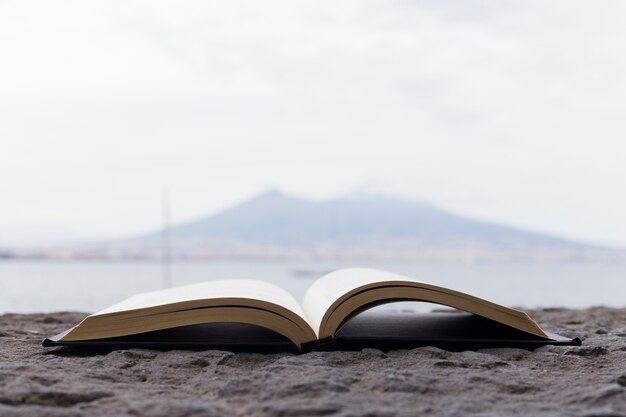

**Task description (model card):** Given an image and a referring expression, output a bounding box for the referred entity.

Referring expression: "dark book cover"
[43,311,581,352]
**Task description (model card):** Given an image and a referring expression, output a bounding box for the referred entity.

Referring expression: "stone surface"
[0,308,625,417]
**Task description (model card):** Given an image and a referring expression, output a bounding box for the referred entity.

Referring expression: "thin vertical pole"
[162,189,171,289]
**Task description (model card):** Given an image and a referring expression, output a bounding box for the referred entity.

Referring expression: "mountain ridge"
[154,189,590,250]
[9,189,621,262]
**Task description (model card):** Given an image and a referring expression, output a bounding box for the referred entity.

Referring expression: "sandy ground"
[0,308,625,417]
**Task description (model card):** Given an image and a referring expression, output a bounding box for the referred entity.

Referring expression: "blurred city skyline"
[1,1,626,247]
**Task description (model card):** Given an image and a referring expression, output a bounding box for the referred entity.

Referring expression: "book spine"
[300,337,335,353]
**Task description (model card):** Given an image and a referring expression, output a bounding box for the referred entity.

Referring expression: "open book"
[43,268,580,350]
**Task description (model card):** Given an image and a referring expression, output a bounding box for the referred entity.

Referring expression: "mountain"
[166,189,585,250]
[124,188,617,262]
[23,189,616,262]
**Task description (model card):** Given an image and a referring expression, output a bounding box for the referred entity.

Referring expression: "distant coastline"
[2,242,625,264]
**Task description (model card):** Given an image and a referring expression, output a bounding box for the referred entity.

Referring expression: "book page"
[302,268,417,335]
[302,268,547,340]
[94,279,309,323]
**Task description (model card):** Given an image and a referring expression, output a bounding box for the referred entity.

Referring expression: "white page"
[94,279,308,322]
[302,268,419,335]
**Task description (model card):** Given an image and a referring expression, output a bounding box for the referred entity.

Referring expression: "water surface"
[0,260,623,314]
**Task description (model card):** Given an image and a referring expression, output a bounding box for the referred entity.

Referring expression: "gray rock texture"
[0,308,625,417]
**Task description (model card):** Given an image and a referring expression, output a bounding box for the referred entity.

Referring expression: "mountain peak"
[163,187,586,252]
[345,180,429,206]
[246,188,309,206]
[254,187,285,198]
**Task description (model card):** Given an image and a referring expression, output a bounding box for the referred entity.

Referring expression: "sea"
[0,260,624,314]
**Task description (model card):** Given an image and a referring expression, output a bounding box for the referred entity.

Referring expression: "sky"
[1,0,625,247]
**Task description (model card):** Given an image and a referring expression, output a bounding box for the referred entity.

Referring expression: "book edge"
[42,327,581,350]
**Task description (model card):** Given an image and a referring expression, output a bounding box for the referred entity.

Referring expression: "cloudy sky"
[1,0,625,247]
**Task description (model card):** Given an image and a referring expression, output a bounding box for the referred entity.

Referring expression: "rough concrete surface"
[0,308,625,417]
